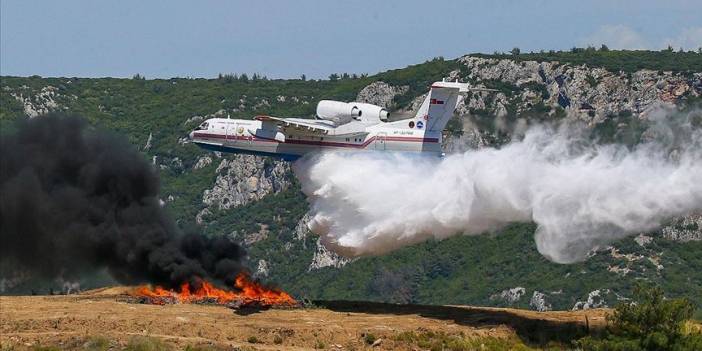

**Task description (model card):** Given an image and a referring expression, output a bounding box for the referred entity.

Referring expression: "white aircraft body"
[189,81,476,160]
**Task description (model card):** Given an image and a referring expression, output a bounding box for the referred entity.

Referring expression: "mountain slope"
[1,50,701,315]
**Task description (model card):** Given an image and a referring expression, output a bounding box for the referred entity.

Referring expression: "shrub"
[124,336,171,351]
[31,347,61,351]
[183,346,218,351]
[586,74,598,88]
[84,336,111,351]
[246,336,259,344]
[577,284,702,351]
[393,330,544,351]
[363,333,377,345]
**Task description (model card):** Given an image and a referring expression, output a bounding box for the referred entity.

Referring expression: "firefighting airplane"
[189,80,485,160]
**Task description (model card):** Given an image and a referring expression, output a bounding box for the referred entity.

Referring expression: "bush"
[31,347,61,351]
[84,336,111,351]
[124,336,171,351]
[577,284,702,350]
[183,346,218,351]
[393,330,544,351]
[363,332,377,345]
[246,336,259,344]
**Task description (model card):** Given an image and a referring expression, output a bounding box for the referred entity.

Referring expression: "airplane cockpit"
[195,121,210,130]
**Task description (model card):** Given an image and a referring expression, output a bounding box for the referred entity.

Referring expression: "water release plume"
[0,114,245,288]
[294,108,702,263]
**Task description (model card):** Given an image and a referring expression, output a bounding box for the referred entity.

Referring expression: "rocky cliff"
[447,56,701,150]
[198,155,290,224]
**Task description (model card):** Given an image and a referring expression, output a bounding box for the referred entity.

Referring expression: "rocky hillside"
[1,50,701,314]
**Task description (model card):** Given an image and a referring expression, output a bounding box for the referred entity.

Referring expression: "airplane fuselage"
[189,117,442,161]
[189,81,475,160]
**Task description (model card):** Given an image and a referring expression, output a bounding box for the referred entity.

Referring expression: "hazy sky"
[2,0,701,79]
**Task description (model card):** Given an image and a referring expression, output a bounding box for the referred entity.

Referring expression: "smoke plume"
[294,108,702,264]
[0,114,244,288]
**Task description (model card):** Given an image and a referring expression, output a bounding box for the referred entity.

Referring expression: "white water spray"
[294,109,702,264]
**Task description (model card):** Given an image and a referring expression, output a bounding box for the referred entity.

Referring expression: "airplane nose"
[188,131,195,140]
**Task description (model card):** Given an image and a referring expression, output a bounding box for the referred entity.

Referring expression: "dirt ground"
[0,287,608,350]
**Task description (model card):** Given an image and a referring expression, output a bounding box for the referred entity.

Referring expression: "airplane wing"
[255,115,331,135]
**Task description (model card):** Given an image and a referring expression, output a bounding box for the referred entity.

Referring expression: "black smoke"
[0,113,245,288]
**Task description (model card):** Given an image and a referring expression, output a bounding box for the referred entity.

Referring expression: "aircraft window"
[196,122,209,130]
[409,121,415,128]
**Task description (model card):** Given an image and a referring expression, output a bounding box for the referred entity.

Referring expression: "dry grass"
[392,330,572,351]
[1,294,609,350]
[684,320,702,335]
[124,336,171,351]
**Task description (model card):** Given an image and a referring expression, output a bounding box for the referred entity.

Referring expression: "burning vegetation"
[130,273,298,309]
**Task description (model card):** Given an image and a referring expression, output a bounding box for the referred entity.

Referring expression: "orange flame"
[131,273,297,307]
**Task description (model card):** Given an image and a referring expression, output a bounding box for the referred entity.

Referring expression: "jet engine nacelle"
[316,100,361,125]
[353,102,390,123]
[316,100,388,125]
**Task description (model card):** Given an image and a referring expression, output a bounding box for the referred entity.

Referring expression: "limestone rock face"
[661,214,702,242]
[634,234,653,247]
[409,93,428,112]
[294,213,312,244]
[355,81,408,108]
[308,238,353,271]
[201,155,290,211]
[195,208,212,225]
[572,289,612,310]
[490,287,526,305]
[10,86,68,118]
[293,212,354,271]
[142,133,153,151]
[442,128,489,153]
[184,115,204,126]
[243,224,270,246]
[529,291,552,312]
[456,56,700,126]
[193,156,212,170]
[255,259,270,278]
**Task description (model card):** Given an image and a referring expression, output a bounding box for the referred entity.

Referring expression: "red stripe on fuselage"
[192,132,439,148]
[192,132,278,143]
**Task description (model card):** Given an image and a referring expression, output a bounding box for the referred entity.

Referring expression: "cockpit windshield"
[195,122,209,130]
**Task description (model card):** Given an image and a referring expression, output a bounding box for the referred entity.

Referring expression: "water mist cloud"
[294,109,702,264]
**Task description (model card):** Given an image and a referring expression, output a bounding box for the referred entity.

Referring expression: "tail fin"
[415,81,470,132]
